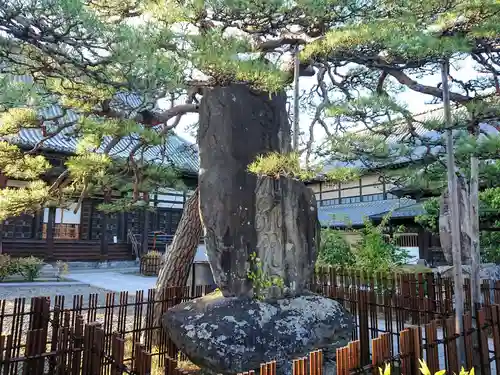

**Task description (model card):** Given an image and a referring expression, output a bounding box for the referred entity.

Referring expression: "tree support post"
[292,44,300,151]
[0,172,7,254]
[441,59,465,366]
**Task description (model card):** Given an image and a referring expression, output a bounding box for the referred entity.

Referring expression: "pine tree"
[1,0,499,347]
[0,0,321,304]
[308,0,500,266]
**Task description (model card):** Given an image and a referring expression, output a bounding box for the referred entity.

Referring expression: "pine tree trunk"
[156,188,202,287]
[151,188,202,345]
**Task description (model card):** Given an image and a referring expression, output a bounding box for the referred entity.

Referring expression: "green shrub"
[0,254,17,281]
[481,230,500,263]
[317,229,354,267]
[143,250,162,259]
[17,256,44,281]
[353,219,408,273]
[55,260,69,281]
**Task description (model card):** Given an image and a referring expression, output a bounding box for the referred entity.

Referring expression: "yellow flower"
[379,363,390,375]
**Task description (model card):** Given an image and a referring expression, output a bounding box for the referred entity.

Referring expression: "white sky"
[173,56,482,146]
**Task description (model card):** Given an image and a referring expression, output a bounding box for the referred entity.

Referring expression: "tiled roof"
[12,127,199,174]
[2,75,199,174]
[369,202,426,220]
[319,106,499,174]
[318,198,416,227]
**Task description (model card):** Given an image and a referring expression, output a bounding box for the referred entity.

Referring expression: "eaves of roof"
[1,75,200,175]
[318,198,416,227]
[311,105,499,183]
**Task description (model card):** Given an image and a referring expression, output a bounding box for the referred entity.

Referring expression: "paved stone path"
[67,270,157,292]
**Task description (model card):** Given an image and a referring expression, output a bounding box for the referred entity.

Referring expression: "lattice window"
[80,200,93,240]
[127,210,143,236]
[90,205,118,241]
[2,215,34,239]
[155,208,183,235]
[106,212,119,241]
[170,210,181,234]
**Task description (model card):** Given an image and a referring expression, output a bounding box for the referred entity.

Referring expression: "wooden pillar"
[88,200,94,240]
[118,212,126,242]
[153,191,159,231]
[122,212,128,242]
[191,263,196,296]
[141,192,150,255]
[101,193,111,257]
[33,210,42,240]
[46,207,56,259]
[0,172,7,253]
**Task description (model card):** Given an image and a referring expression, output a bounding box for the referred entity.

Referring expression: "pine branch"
[384,68,471,103]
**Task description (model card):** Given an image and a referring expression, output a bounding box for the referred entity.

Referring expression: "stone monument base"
[163,292,354,374]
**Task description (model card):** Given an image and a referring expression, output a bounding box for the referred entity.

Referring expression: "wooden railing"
[128,229,141,259]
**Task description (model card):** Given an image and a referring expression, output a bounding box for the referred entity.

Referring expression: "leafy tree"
[302,0,500,272]
[1,0,499,344]
[318,218,410,272]
[0,0,349,338]
[317,228,354,267]
[417,188,500,263]
[353,219,409,273]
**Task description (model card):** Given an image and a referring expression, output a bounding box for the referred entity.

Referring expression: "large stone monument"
[163,84,353,374]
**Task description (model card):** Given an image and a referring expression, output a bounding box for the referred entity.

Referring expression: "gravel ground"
[0,284,113,302]
[0,284,177,374]
[0,284,150,345]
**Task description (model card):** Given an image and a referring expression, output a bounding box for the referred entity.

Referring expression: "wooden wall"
[0,195,185,261]
[1,240,132,261]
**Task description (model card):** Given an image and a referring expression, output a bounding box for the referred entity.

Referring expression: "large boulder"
[198,84,319,299]
[163,293,353,374]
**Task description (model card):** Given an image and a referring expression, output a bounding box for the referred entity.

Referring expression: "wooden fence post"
[336,346,348,375]
[444,317,459,375]
[309,350,323,375]
[358,290,370,366]
[409,326,421,375]
[426,273,437,317]
[463,312,474,370]
[111,333,125,375]
[56,324,71,375]
[424,320,439,374]
[135,343,152,375]
[82,322,104,375]
[490,305,500,375]
[71,315,84,375]
[23,329,45,375]
[477,308,491,375]
[399,329,411,375]
[292,357,307,375]
[260,361,277,375]
[372,332,391,369]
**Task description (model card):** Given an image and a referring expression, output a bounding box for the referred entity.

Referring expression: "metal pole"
[292,44,300,151]
[441,59,465,365]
